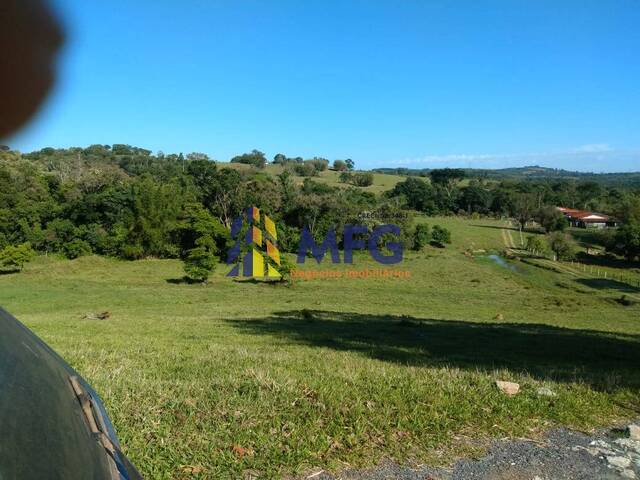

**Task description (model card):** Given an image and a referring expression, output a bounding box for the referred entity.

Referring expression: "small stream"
[482,254,520,272]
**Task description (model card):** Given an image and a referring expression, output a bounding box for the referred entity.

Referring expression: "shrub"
[350,172,374,187]
[63,239,93,259]
[546,231,576,260]
[230,149,267,168]
[339,172,352,183]
[183,246,217,282]
[431,225,451,247]
[536,206,568,232]
[307,158,329,173]
[276,255,295,285]
[610,221,640,262]
[333,160,348,171]
[413,224,431,251]
[525,235,548,256]
[293,162,317,177]
[0,243,36,272]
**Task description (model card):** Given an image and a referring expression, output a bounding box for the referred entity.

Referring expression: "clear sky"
[8,0,640,172]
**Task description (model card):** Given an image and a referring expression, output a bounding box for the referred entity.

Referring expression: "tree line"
[1,146,639,280]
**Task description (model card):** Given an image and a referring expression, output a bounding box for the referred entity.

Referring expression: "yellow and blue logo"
[226,206,281,278]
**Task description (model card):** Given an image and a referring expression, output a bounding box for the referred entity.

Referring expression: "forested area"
[1,145,639,279]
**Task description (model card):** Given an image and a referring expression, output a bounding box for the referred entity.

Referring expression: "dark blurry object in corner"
[0,0,64,138]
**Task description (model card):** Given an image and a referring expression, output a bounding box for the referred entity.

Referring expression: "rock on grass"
[495,380,520,396]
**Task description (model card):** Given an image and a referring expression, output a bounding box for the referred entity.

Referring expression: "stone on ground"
[536,387,556,397]
[628,424,640,441]
[495,380,520,396]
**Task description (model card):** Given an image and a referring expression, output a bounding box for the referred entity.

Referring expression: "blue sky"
[8,0,640,171]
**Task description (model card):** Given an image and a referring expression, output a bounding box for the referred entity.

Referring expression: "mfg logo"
[228,207,404,279]
[297,224,403,265]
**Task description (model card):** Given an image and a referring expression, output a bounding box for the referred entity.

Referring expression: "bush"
[183,246,217,282]
[0,243,36,271]
[307,158,329,173]
[536,206,568,232]
[413,224,431,251]
[333,160,348,171]
[339,172,352,183]
[350,172,374,187]
[63,239,93,259]
[610,221,640,262]
[276,255,295,285]
[230,149,267,168]
[546,231,576,260]
[431,225,451,247]
[525,235,548,256]
[293,162,317,177]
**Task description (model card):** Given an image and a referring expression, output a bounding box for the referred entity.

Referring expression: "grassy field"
[223,162,405,194]
[1,218,639,479]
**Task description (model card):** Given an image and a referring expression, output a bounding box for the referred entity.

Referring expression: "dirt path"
[501,226,517,251]
[311,423,640,480]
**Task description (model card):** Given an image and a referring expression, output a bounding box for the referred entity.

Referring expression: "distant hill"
[372,165,640,186]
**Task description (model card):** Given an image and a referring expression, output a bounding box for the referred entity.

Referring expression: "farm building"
[557,207,618,229]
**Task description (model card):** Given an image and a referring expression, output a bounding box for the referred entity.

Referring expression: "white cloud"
[573,143,612,153]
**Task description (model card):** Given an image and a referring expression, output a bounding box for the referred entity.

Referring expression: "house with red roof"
[557,207,618,229]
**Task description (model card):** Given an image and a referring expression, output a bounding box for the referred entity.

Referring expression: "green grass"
[1,219,639,479]
[222,163,405,194]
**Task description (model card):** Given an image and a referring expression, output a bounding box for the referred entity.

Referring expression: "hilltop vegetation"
[1,145,640,274]
[374,165,640,186]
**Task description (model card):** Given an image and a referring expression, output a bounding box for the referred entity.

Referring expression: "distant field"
[1,218,639,479]
[222,162,405,194]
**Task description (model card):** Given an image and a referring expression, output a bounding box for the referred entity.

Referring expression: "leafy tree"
[536,206,567,232]
[0,243,36,271]
[546,231,576,260]
[350,172,374,187]
[276,255,295,285]
[513,193,537,232]
[177,204,228,257]
[278,171,296,212]
[525,235,548,256]
[413,224,431,250]
[345,159,355,171]
[293,162,318,177]
[610,222,640,262]
[123,177,184,259]
[333,160,348,171]
[339,171,352,183]
[307,158,329,173]
[183,246,217,282]
[576,181,602,210]
[186,152,210,162]
[616,194,640,224]
[230,149,267,168]
[429,168,465,202]
[44,219,78,253]
[387,177,436,213]
[273,153,287,164]
[63,239,92,259]
[459,181,492,214]
[431,225,451,247]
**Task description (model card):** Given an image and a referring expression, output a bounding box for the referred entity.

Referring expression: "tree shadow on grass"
[575,251,640,270]
[229,310,640,392]
[166,276,200,285]
[0,269,20,276]
[575,278,640,294]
